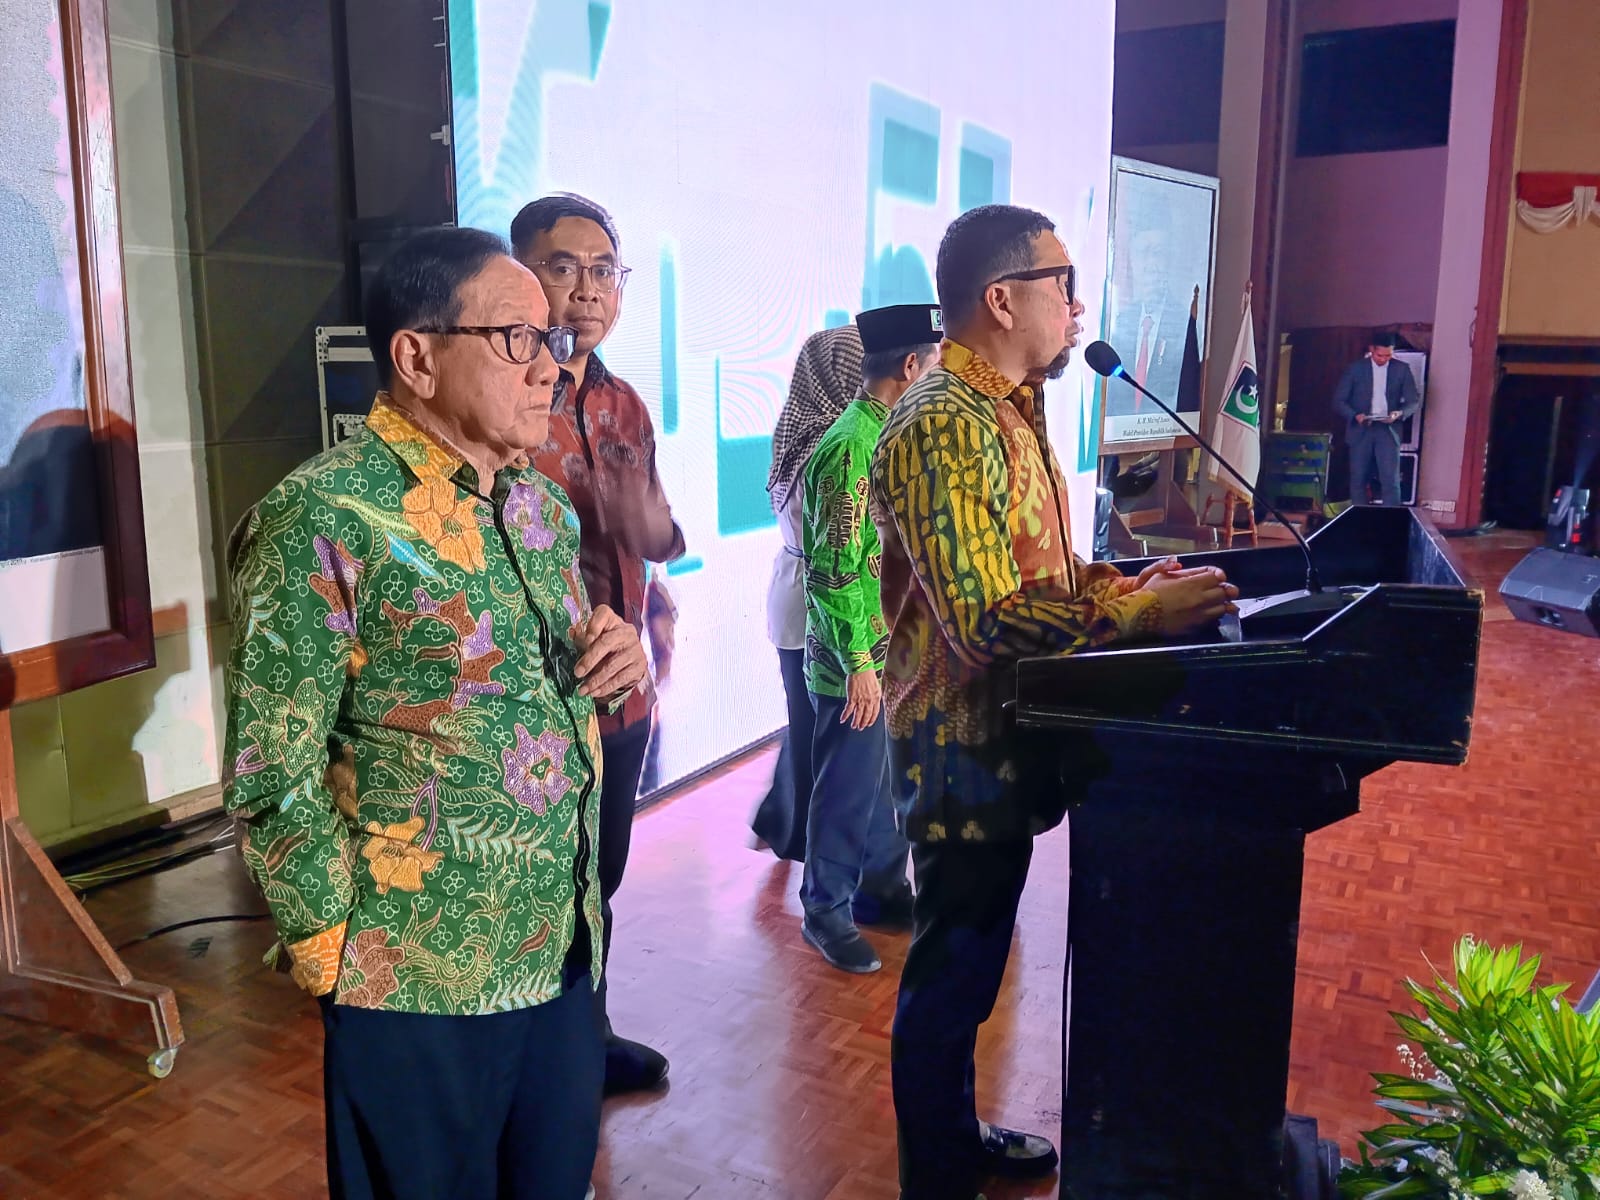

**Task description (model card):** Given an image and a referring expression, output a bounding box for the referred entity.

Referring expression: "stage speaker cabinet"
[316,326,378,449]
[1399,450,1420,506]
[1499,548,1600,638]
[1393,349,1426,452]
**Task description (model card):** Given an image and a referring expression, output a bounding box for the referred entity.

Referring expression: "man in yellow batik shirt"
[872,205,1238,1200]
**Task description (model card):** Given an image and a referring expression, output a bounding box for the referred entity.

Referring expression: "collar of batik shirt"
[365,393,530,495]
[856,387,890,422]
[939,339,1045,426]
[552,353,613,417]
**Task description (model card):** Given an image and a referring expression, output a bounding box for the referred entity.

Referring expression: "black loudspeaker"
[1499,548,1600,638]
[1399,450,1419,506]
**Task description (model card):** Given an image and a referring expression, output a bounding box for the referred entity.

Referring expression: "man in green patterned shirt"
[223,227,645,1200]
[798,304,940,974]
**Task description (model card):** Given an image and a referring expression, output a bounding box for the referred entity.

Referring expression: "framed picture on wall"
[0,0,153,707]
[1100,156,1220,451]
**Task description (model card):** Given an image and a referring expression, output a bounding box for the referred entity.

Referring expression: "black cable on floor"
[66,821,238,896]
[115,913,271,951]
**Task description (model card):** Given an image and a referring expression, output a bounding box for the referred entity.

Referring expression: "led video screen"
[449,0,1115,791]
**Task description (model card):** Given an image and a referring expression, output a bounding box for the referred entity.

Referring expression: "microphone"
[1085,340,1353,632]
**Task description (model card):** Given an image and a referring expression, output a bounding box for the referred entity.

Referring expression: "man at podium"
[870,204,1237,1200]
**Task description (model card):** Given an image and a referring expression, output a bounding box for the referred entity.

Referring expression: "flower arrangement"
[1338,937,1600,1199]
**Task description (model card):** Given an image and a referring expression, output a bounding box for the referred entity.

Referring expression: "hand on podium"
[1133,556,1182,587]
[1142,565,1240,635]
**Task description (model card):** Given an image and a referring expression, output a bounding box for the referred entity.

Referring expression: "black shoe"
[977,1120,1059,1180]
[603,1034,669,1097]
[801,920,881,974]
[852,885,915,930]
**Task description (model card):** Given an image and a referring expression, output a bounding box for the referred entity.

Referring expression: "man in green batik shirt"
[797,303,941,974]
[222,227,646,1200]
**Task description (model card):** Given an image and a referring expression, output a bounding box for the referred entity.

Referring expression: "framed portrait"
[0,0,153,707]
[1100,157,1220,450]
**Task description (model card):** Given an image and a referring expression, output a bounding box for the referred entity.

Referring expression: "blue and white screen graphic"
[449,0,1116,790]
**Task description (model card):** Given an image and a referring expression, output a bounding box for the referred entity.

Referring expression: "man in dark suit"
[1332,331,1421,505]
[1105,221,1192,417]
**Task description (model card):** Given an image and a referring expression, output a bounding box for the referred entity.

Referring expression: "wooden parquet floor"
[2,533,1597,1199]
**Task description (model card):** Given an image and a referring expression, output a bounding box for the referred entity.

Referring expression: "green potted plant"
[1339,936,1600,1199]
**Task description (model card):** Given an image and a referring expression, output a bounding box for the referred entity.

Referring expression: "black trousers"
[597,720,652,1032]
[891,837,1035,1200]
[749,646,813,862]
[1347,423,1402,505]
[323,974,603,1200]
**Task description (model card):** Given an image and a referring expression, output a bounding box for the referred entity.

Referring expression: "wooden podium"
[1014,506,1482,1197]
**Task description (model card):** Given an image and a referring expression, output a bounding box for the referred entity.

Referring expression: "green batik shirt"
[801,393,890,696]
[222,397,606,1015]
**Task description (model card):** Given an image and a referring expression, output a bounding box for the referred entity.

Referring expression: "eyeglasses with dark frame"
[990,264,1077,305]
[416,323,577,365]
[527,260,633,295]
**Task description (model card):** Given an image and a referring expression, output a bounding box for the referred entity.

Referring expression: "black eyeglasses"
[528,260,633,295]
[417,323,577,365]
[991,264,1077,305]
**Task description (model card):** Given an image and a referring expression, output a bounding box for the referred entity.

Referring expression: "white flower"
[1510,1170,1554,1200]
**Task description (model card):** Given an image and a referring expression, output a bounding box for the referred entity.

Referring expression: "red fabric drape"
[1516,171,1600,208]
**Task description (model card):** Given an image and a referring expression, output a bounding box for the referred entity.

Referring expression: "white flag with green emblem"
[1207,289,1260,499]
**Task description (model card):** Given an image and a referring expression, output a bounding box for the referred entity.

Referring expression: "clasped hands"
[572,604,648,702]
[1133,557,1241,635]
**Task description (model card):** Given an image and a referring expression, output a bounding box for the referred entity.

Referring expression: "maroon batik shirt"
[532,356,685,736]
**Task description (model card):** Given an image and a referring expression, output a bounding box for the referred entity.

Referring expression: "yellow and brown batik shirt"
[223,397,605,1014]
[871,340,1163,844]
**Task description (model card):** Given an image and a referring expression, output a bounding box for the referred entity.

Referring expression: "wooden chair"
[1200,490,1259,548]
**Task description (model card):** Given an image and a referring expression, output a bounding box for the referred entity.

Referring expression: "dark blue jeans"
[801,690,909,936]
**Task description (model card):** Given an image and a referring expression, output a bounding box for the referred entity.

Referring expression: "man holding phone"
[1333,330,1421,505]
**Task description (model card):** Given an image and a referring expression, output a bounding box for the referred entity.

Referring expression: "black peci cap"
[856,304,942,354]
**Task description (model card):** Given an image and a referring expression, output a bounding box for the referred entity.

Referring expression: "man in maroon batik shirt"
[512,193,684,1096]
